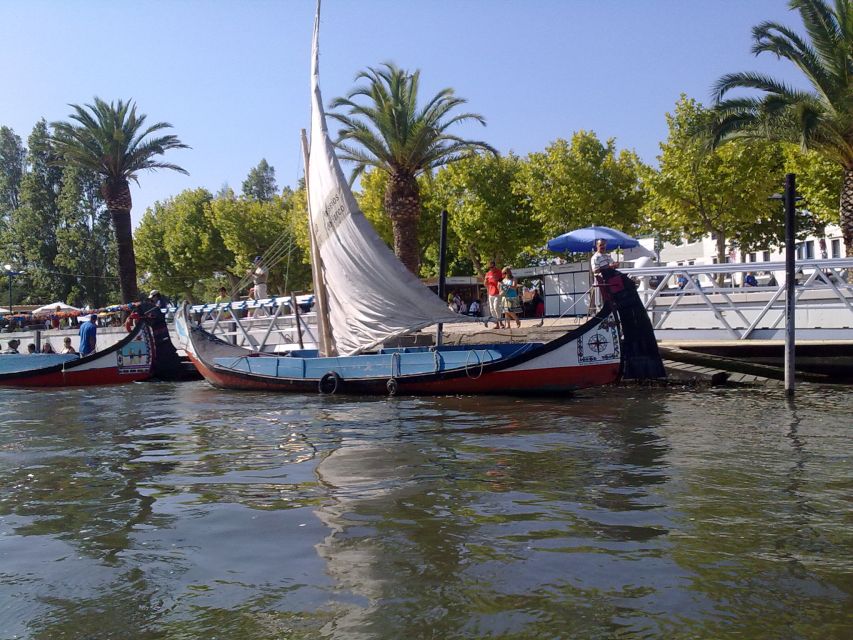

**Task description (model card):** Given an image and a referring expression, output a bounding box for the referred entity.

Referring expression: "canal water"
[1,381,851,639]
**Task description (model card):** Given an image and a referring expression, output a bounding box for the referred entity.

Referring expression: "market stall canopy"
[0,307,9,314]
[32,302,81,314]
[547,226,640,253]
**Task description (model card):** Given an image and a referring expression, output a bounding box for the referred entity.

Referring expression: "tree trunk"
[715,233,727,286]
[110,209,138,303]
[385,171,421,274]
[841,168,853,257]
[102,179,138,303]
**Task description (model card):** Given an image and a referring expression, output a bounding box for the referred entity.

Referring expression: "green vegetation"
[50,98,188,302]
[644,96,789,265]
[328,62,496,274]
[711,0,853,255]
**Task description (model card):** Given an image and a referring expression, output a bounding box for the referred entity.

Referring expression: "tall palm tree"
[329,62,496,274]
[711,0,853,256]
[51,98,188,302]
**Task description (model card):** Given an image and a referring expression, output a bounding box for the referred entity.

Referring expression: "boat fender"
[386,378,398,396]
[318,371,341,394]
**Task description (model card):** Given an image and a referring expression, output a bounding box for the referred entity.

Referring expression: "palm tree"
[329,63,496,274]
[711,0,853,256]
[51,98,188,302]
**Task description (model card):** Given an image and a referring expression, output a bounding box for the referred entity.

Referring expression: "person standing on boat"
[250,256,268,300]
[149,289,171,311]
[484,261,505,329]
[501,267,522,328]
[78,314,97,357]
[591,239,620,278]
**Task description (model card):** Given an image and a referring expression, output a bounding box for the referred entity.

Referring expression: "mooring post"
[784,173,796,396]
[436,209,449,348]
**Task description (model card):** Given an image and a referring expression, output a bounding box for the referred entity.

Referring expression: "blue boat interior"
[0,353,78,374]
[213,342,544,380]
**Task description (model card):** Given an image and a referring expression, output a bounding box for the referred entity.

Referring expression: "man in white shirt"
[250,256,268,300]
[591,239,619,276]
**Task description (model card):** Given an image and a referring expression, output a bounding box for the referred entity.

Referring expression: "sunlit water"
[1,381,851,639]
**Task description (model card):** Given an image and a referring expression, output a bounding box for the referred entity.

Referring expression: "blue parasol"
[547,225,639,253]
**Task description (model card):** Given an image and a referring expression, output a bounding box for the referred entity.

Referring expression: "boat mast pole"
[301,128,335,357]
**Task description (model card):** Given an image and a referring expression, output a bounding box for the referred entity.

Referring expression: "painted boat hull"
[0,322,155,387]
[176,303,623,396]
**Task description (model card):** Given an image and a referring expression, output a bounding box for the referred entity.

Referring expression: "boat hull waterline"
[176,303,623,395]
[0,322,155,387]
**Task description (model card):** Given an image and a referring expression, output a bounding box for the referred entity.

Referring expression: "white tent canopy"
[32,302,80,314]
[0,307,10,314]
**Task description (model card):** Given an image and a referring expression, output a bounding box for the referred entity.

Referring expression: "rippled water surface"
[1,381,851,639]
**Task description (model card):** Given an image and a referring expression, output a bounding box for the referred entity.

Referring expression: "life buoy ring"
[318,371,341,394]
[386,378,398,396]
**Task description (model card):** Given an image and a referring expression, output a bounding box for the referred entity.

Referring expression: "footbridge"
[621,258,853,341]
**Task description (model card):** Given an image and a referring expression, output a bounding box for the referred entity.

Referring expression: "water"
[1,381,851,639]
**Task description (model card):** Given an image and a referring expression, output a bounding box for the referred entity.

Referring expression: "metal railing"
[621,258,853,340]
[187,294,318,352]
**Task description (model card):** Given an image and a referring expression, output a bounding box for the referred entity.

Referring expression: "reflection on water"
[1,382,851,639]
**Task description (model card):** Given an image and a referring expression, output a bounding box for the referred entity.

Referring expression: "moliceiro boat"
[176,2,664,396]
[0,321,155,387]
[176,303,624,395]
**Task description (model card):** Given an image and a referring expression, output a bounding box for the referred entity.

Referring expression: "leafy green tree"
[355,168,459,277]
[515,131,646,243]
[782,145,842,232]
[329,62,496,274]
[242,158,278,201]
[10,120,65,302]
[55,163,118,307]
[207,188,311,295]
[711,0,853,255]
[0,126,25,213]
[429,153,536,273]
[644,96,793,263]
[51,98,189,302]
[135,189,231,302]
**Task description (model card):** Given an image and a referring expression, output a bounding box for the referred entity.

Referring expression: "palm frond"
[49,97,188,184]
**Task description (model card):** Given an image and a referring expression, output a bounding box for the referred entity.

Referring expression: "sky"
[0,0,807,227]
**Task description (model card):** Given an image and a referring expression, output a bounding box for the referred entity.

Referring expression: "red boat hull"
[0,323,155,387]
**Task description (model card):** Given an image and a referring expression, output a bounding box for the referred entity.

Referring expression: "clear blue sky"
[1,0,806,226]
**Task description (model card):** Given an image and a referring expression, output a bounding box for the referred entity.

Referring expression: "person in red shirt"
[483,260,505,329]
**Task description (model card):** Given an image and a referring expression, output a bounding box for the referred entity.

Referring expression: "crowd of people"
[445,261,545,329]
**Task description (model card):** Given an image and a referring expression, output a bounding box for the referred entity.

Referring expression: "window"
[831,239,841,258]
[805,241,814,259]
[749,253,756,262]
[763,251,770,261]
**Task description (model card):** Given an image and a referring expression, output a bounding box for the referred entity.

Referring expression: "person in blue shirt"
[744,272,758,287]
[78,314,97,357]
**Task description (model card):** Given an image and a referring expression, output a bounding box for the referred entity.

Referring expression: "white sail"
[308,3,467,355]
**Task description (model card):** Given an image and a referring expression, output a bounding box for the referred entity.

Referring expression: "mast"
[301,128,336,357]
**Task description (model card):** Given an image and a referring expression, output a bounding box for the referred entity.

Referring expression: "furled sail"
[308,3,467,355]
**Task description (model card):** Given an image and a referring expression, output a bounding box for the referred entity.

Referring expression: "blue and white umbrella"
[547,226,639,253]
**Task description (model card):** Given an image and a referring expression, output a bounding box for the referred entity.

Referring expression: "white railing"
[621,258,853,340]
[186,294,318,352]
